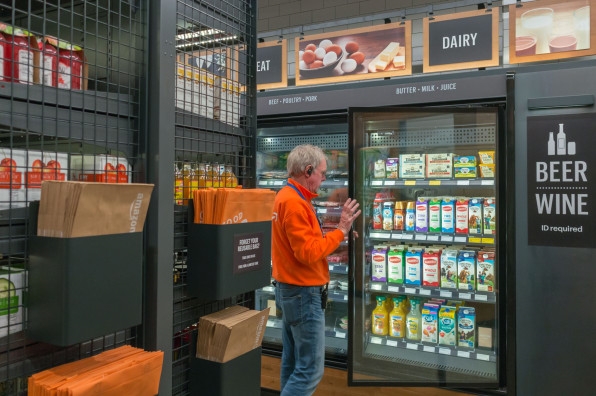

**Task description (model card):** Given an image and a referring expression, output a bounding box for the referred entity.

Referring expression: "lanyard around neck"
[287,183,323,233]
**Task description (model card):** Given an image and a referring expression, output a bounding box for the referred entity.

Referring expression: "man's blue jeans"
[274,282,325,396]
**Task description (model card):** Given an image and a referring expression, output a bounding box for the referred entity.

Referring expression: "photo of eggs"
[295,21,412,85]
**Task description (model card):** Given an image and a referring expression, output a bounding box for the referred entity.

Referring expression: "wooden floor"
[261,355,472,396]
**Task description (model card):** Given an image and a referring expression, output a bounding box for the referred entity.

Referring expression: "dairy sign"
[527,114,595,248]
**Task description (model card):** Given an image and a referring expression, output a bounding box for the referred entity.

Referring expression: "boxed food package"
[477,250,496,292]
[201,70,215,119]
[426,153,453,178]
[453,155,477,167]
[196,306,269,363]
[468,198,483,234]
[457,250,476,291]
[478,150,495,164]
[0,23,39,84]
[70,154,130,183]
[26,151,68,202]
[385,158,399,179]
[479,164,495,178]
[399,154,425,179]
[0,148,26,210]
[454,166,477,178]
[38,36,87,90]
[0,266,26,337]
[483,198,496,234]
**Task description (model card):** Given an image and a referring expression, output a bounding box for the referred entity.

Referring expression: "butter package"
[426,153,453,178]
[399,154,425,179]
[479,164,495,178]
[373,159,386,178]
[478,151,495,164]
[454,166,477,178]
[385,158,399,179]
[453,155,477,167]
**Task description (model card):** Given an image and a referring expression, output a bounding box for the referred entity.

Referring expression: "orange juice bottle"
[174,164,184,205]
[389,296,407,338]
[406,297,422,341]
[182,163,192,203]
[188,163,198,199]
[197,162,207,188]
[207,162,221,188]
[222,164,238,187]
[371,295,389,336]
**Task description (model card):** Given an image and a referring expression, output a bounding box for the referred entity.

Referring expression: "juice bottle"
[188,163,198,200]
[405,201,415,232]
[389,296,407,338]
[182,163,192,204]
[222,164,238,187]
[206,162,221,188]
[406,297,422,341]
[371,295,389,336]
[393,201,405,231]
[197,162,207,188]
[174,164,184,205]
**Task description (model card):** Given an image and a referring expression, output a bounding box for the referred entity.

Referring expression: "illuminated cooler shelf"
[364,334,497,379]
[367,282,496,304]
[369,229,495,246]
[369,178,494,187]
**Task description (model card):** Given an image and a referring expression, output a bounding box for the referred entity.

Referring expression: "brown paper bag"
[37,181,154,237]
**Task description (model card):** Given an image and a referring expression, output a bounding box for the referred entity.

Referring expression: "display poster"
[257,40,287,90]
[233,231,265,274]
[527,113,595,248]
[423,9,499,73]
[295,22,412,87]
[185,48,229,77]
[509,0,596,64]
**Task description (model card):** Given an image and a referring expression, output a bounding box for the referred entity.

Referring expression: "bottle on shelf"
[406,297,422,341]
[197,162,207,188]
[182,163,192,204]
[174,163,184,205]
[371,295,389,336]
[222,164,238,187]
[206,162,221,188]
[389,296,407,338]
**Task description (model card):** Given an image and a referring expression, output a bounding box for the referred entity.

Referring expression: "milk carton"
[371,246,388,283]
[468,198,483,234]
[387,246,405,285]
[457,250,476,291]
[421,303,439,344]
[438,305,457,346]
[476,250,495,292]
[428,197,442,233]
[404,248,423,287]
[483,198,496,235]
[440,249,458,289]
[441,197,455,233]
[458,307,476,348]
[422,248,440,287]
[415,197,429,233]
[455,198,469,234]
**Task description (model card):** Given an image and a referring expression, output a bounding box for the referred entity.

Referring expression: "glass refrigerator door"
[349,107,504,388]
[254,129,352,362]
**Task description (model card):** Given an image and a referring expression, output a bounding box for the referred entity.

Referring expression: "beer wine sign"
[527,114,595,248]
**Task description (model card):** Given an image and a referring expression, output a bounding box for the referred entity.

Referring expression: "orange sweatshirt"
[271,179,345,286]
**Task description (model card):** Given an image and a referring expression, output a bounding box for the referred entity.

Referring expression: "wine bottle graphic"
[547,132,555,155]
[556,123,566,155]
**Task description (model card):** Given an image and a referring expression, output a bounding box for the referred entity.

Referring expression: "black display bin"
[189,347,262,396]
[186,221,271,300]
[28,232,143,346]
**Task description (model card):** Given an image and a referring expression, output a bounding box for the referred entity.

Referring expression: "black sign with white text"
[428,14,493,66]
[257,45,283,85]
[233,231,264,274]
[527,114,595,248]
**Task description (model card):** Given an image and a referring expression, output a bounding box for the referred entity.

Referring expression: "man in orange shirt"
[272,144,361,396]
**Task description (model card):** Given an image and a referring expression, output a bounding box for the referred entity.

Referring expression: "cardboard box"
[0,266,26,338]
[196,306,269,363]
[0,24,40,84]
[37,181,153,237]
[70,154,130,183]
